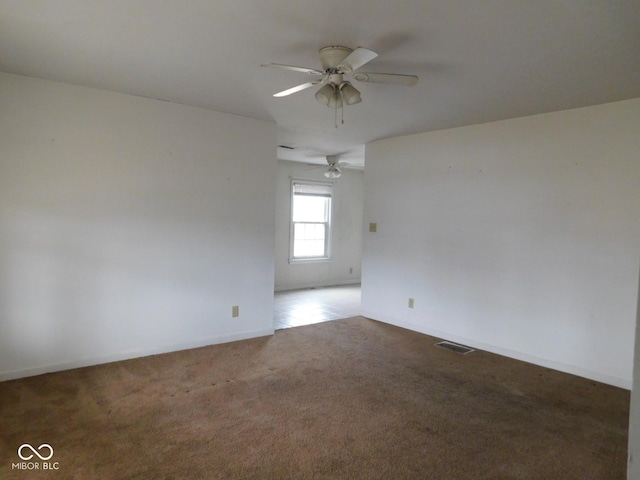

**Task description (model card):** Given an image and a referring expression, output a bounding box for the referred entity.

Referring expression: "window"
[290,180,332,261]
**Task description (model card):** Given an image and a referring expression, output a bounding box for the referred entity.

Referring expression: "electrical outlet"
[408,298,414,309]
[232,305,239,317]
[369,222,377,233]
[349,267,353,274]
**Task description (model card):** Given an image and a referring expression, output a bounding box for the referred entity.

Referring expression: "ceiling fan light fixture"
[324,166,342,178]
[327,90,343,109]
[340,82,362,105]
[315,84,335,106]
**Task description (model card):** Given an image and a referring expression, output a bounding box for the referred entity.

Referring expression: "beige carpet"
[0,317,629,479]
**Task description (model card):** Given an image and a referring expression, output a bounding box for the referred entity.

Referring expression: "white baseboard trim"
[361,310,631,390]
[275,279,361,292]
[0,328,274,383]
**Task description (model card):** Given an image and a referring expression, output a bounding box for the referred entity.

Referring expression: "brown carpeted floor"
[0,317,629,479]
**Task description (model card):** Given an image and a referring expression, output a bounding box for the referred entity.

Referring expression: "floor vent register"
[435,341,475,355]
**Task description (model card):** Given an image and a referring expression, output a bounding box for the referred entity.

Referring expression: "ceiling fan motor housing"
[326,155,340,165]
[319,46,353,70]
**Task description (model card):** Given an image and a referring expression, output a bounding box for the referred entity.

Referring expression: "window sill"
[289,257,332,265]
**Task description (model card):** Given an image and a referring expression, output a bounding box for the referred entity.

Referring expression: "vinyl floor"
[274,284,361,330]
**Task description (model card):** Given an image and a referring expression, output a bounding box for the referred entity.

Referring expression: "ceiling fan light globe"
[315,84,335,105]
[346,95,362,105]
[324,169,341,178]
[327,91,343,109]
[340,82,362,105]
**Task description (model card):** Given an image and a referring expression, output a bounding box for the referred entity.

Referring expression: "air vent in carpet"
[435,341,474,355]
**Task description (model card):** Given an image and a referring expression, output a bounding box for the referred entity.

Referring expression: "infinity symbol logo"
[17,443,54,461]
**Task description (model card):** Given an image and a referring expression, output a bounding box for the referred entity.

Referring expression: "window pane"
[293,195,329,222]
[293,223,326,258]
[294,239,325,257]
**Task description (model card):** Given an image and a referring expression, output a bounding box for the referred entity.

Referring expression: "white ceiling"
[1,1,639,167]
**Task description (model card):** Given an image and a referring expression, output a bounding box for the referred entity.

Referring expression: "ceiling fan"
[306,154,351,178]
[262,46,418,110]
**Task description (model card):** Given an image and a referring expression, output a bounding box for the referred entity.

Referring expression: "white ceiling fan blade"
[338,47,378,73]
[273,79,323,97]
[261,63,324,75]
[353,72,418,86]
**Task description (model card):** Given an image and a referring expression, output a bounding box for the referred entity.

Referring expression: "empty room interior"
[1,2,640,479]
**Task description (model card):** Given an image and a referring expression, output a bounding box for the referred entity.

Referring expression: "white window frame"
[289,178,333,263]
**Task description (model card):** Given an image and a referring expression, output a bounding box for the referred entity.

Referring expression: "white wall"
[0,72,277,381]
[274,160,363,291]
[362,99,640,388]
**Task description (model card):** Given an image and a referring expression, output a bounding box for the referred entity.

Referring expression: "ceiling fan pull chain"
[334,104,338,129]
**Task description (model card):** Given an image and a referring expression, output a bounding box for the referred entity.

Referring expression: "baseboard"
[274,279,361,292]
[361,310,631,390]
[0,328,274,383]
